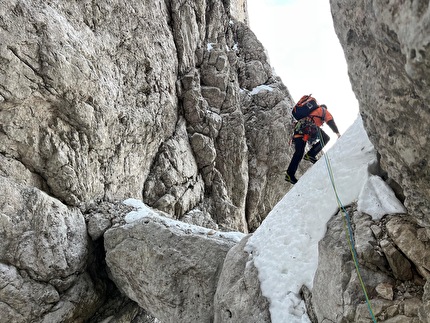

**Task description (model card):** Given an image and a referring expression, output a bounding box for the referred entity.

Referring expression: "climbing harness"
[317,129,378,323]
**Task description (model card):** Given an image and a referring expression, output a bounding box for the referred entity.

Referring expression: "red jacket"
[308,106,333,127]
[293,106,339,140]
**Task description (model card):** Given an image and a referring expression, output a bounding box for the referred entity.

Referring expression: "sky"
[122,117,407,322]
[247,0,359,135]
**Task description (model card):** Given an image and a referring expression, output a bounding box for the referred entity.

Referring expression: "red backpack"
[292,94,319,120]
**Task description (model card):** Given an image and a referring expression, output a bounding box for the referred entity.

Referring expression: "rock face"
[310,206,429,323]
[0,176,99,322]
[104,210,247,323]
[105,217,222,323]
[103,205,271,323]
[0,0,293,321]
[0,0,179,207]
[308,206,430,323]
[0,0,293,233]
[330,0,430,226]
[1,0,429,322]
[214,235,271,323]
[319,2,430,320]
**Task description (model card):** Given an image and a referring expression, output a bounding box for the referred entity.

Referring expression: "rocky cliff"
[330,0,430,227]
[1,0,429,322]
[0,0,294,322]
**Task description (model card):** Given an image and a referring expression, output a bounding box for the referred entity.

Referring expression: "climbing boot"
[303,154,318,164]
[285,173,298,184]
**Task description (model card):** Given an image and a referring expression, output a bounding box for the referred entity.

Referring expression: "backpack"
[292,94,319,120]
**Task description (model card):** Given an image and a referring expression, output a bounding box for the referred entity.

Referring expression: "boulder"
[105,210,243,323]
[386,218,430,279]
[0,176,98,322]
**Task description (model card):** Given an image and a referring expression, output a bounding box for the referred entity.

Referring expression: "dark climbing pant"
[287,129,330,177]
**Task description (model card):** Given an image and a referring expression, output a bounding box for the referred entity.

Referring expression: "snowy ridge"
[245,117,379,322]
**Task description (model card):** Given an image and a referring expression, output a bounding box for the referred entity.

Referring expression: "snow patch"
[123,117,403,323]
[123,198,156,223]
[122,199,245,243]
[250,84,273,95]
[246,117,379,323]
[357,175,407,220]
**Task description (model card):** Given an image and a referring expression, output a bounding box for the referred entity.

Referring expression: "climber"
[285,102,341,184]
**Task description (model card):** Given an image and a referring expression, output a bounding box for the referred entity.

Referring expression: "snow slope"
[245,117,406,322]
[122,117,406,322]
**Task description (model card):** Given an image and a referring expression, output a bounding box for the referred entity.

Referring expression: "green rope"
[317,129,377,323]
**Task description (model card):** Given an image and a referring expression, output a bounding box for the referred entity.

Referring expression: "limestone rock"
[0,0,293,234]
[312,214,354,322]
[386,218,430,278]
[0,176,99,322]
[419,281,430,323]
[354,212,389,272]
[104,213,241,323]
[1,0,295,319]
[214,235,271,323]
[142,117,205,219]
[330,0,430,226]
[310,206,425,322]
[375,283,394,301]
[0,0,178,207]
[0,263,59,323]
[380,239,413,281]
[0,176,87,283]
[229,0,249,24]
[87,213,111,241]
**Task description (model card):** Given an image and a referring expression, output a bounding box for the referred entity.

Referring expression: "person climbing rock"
[285,98,341,184]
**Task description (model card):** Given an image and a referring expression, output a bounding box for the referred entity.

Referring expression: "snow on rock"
[250,84,273,95]
[123,198,158,223]
[123,198,245,243]
[358,175,407,220]
[105,200,245,323]
[245,117,378,323]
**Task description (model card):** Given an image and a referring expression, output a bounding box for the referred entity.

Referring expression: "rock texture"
[0,0,293,233]
[330,0,430,226]
[1,0,429,322]
[0,0,294,321]
[104,212,243,323]
[214,235,271,323]
[0,176,99,322]
[322,3,430,320]
[309,206,429,323]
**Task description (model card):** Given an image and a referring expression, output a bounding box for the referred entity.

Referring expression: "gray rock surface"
[0,0,179,207]
[1,0,429,321]
[0,0,293,234]
[1,0,293,321]
[330,0,430,226]
[104,213,241,323]
[310,207,428,322]
[214,235,271,323]
[0,176,99,322]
